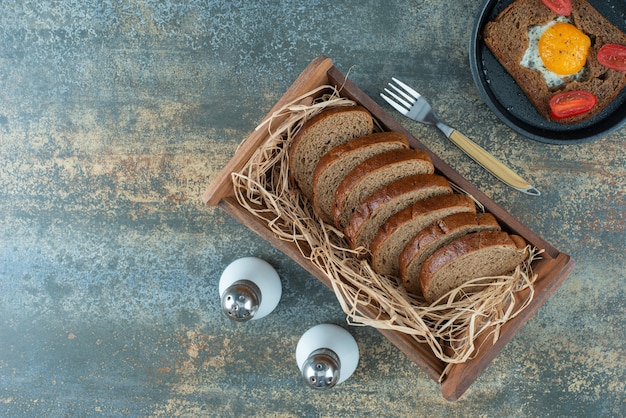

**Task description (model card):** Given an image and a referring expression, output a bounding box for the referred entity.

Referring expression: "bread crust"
[312,132,409,223]
[369,194,477,277]
[420,231,528,303]
[333,148,434,228]
[483,0,626,124]
[288,105,373,198]
[345,174,452,249]
[399,212,501,294]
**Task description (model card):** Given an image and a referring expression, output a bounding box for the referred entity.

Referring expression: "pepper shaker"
[219,257,282,321]
[296,324,359,389]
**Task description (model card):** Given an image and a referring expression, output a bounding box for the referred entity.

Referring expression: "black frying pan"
[470,0,626,144]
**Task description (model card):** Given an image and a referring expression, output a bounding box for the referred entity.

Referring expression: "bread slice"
[483,0,626,124]
[370,194,477,278]
[312,132,409,224]
[420,231,529,303]
[399,212,501,294]
[288,105,374,199]
[345,174,452,250]
[333,148,434,229]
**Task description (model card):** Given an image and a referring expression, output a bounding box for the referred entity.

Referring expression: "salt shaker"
[219,257,282,321]
[296,324,359,389]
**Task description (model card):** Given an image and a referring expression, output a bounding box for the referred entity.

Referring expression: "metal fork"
[381,78,540,196]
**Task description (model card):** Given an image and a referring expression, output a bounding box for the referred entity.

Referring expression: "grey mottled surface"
[0,0,624,416]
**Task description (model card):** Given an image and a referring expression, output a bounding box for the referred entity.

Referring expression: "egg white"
[520,16,588,90]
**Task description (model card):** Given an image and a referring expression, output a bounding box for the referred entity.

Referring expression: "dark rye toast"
[370,194,478,278]
[420,231,529,303]
[288,105,373,199]
[483,0,626,124]
[399,212,501,294]
[333,148,434,229]
[312,132,409,224]
[344,174,452,250]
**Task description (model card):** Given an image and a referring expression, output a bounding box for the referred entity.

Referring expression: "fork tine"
[388,83,415,104]
[391,77,421,99]
[383,87,413,110]
[380,91,409,115]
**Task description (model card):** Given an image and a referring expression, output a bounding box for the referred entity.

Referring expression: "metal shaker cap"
[301,348,341,390]
[220,280,261,321]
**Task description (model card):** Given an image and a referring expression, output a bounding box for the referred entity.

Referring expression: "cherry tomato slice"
[549,90,597,120]
[598,44,626,72]
[540,0,572,16]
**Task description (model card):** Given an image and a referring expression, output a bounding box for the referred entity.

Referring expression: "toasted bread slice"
[288,106,373,199]
[399,212,501,294]
[333,148,434,229]
[312,132,409,224]
[420,231,528,303]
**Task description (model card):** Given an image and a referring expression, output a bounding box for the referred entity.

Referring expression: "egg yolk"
[538,22,590,75]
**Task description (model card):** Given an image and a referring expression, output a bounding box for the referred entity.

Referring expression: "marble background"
[0,0,624,416]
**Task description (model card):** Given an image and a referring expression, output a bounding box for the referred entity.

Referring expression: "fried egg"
[521,16,591,89]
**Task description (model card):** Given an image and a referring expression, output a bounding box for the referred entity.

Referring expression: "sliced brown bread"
[483,0,626,124]
[344,174,452,250]
[311,132,409,224]
[288,105,374,199]
[420,231,529,303]
[333,148,434,229]
[370,194,477,278]
[399,212,501,294]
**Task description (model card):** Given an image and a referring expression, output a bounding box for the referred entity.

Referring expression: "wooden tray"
[202,56,575,401]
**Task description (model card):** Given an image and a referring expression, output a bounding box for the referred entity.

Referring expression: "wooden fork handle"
[448,130,540,196]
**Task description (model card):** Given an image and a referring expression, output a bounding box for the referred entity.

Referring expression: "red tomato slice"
[549,90,597,120]
[540,0,572,16]
[598,44,626,72]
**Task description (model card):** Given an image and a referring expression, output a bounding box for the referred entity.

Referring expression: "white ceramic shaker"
[295,324,360,389]
[218,257,282,321]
